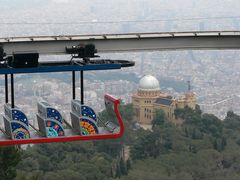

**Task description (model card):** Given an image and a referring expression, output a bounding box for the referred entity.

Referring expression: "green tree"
[0,146,21,180]
[213,136,227,152]
[201,114,223,137]
[119,158,127,175]
[126,159,131,170]
[115,164,121,178]
[224,111,240,130]
[119,103,135,123]
[131,129,161,160]
[152,109,165,128]
[192,127,203,139]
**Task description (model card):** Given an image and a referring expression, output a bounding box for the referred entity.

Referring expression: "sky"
[0,0,240,36]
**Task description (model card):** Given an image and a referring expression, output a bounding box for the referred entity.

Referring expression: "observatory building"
[132,75,196,125]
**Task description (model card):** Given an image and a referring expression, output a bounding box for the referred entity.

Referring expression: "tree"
[195,104,202,115]
[119,158,127,175]
[152,109,165,128]
[191,128,203,140]
[201,114,223,138]
[126,159,131,170]
[131,129,161,160]
[119,103,135,122]
[213,136,227,152]
[223,111,240,130]
[0,146,21,180]
[115,164,121,178]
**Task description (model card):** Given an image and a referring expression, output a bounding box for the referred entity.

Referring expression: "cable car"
[0,44,134,145]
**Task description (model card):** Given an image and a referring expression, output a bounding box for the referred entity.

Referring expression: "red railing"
[0,94,124,146]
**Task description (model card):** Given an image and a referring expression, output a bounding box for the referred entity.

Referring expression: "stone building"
[132,75,196,125]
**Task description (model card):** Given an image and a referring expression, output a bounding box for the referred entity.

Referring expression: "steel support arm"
[1,31,240,55]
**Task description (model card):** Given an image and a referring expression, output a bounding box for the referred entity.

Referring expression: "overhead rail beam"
[1,31,240,55]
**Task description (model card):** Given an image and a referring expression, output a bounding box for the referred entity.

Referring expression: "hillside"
[0,105,240,179]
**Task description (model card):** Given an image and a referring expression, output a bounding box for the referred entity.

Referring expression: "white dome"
[139,75,160,91]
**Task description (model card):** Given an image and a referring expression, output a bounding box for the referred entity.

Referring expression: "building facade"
[132,75,197,125]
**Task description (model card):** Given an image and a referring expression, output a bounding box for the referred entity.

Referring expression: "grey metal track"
[1,31,240,55]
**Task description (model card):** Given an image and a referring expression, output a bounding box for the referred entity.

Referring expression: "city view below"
[1,1,240,180]
[0,49,238,124]
[0,0,239,122]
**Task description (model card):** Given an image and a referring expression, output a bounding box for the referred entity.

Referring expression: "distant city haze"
[0,0,239,120]
[0,0,240,36]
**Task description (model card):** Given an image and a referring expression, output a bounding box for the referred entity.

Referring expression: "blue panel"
[46,127,58,137]
[81,106,97,122]
[12,109,29,126]
[0,64,121,74]
[47,108,63,124]
[11,122,30,139]
[46,120,65,137]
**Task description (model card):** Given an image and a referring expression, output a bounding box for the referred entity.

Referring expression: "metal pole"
[80,71,84,105]
[72,71,76,100]
[10,74,14,108]
[5,74,8,103]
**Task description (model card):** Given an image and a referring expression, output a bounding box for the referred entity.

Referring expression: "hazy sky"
[1,0,240,21]
[0,0,239,36]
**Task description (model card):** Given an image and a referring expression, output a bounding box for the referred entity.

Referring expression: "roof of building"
[155,98,173,106]
[139,75,160,91]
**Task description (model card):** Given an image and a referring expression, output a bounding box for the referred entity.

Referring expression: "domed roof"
[139,75,160,91]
